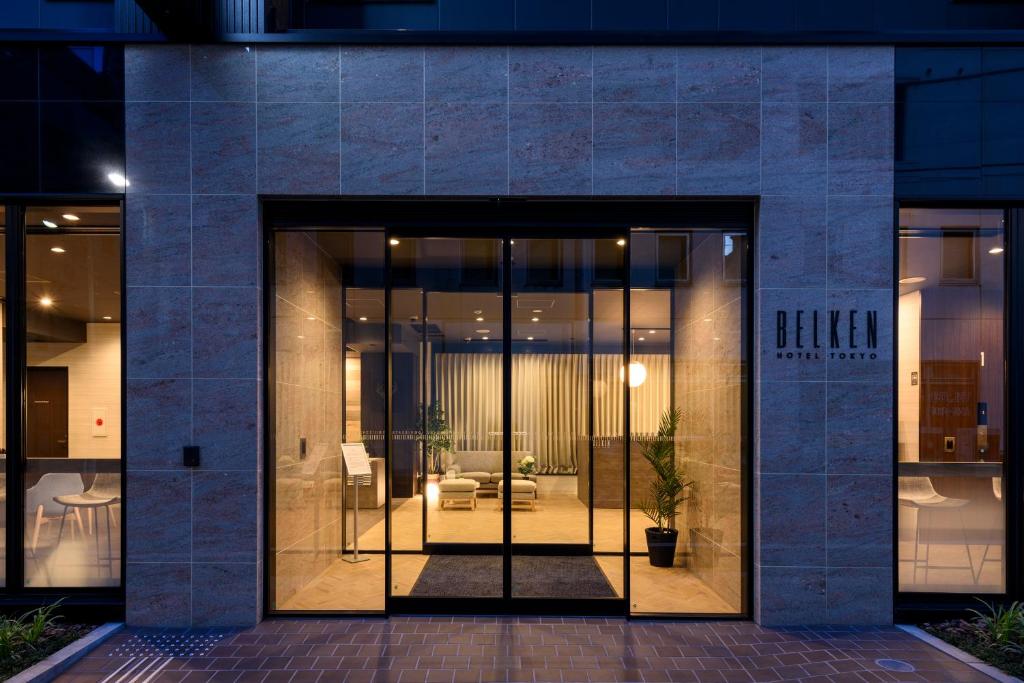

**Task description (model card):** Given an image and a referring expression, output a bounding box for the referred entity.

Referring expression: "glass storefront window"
[22,205,122,588]
[898,208,1006,594]
[628,229,748,615]
[270,230,386,611]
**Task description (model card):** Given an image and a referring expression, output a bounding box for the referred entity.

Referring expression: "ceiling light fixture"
[102,316,112,320]
[50,247,66,253]
[358,316,368,321]
[42,219,58,229]
[531,316,539,322]
[482,336,489,340]
[389,238,400,246]
[532,309,542,313]
[899,276,927,284]
[648,330,656,334]
[989,246,1005,255]
[39,296,53,307]
[62,213,80,221]
[616,239,626,246]
[476,316,484,322]
[638,337,646,341]
[476,329,490,334]
[107,172,129,188]
[527,336,534,341]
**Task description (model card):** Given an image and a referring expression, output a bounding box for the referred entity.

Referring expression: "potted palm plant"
[423,403,453,476]
[638,407,693,567]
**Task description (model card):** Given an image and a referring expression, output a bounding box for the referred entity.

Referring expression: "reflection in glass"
[628,230,747,615]
[898,208,1006,593]
[270,230,386,611]
[23,205,121,588]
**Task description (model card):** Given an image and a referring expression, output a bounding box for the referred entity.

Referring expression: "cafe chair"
[25,473,85,553]
[898,476,974,586]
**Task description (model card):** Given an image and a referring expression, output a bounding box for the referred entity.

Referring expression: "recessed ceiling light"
[476,329,490,334]
[50,246,66,254]
[107,172,129,188]
[482,336,489,340]
[899,276,927,284]
[616,239,626,247]
[703,317,713,323]
[648,330,656,334]
[712,337,721,342]
[389,238,400,246]
[531,317,539,322]
[42,220,58,229]
[464,337,471,342]
[306,316,316,321]
[527,336,534,341]
[989,246,1005,255]
[39,296,53,307]
[532,309,542,313]
[62,213,80,221]
[359,316,368,321]
[638,337,646,341]
[476,316,484,322]
[102,316,112,320]
[297,335,305,340]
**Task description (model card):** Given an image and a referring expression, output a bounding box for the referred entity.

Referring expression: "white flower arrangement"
[517,454,536,476]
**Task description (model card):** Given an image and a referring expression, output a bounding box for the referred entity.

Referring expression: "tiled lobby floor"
[56,618,993,682]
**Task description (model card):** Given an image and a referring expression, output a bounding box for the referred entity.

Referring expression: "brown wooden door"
[27,367,69,458]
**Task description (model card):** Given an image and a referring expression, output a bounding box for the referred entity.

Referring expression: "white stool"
[498,479,537,510]
[438,478,479,510]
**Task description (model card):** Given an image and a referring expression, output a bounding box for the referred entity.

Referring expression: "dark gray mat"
[409,555,617,598]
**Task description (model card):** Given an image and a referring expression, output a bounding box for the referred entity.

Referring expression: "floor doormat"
[409,555,617,598]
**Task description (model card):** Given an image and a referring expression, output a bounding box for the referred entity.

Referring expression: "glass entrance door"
[387,232,627,609]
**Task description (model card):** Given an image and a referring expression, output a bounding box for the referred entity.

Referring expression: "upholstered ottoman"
[497,479,538,510]
[438,478,479,510]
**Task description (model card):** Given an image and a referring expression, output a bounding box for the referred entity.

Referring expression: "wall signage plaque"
[774,308,880,360]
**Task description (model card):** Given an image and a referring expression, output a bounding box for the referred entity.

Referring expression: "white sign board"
[341,442,372,477]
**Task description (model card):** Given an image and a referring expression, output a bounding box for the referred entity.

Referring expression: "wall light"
[389,238,400,246]
[39,296,53,307]
[107,172,129,188]
[616,239,626,247]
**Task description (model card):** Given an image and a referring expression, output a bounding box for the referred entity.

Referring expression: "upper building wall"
[1,0,1023,39]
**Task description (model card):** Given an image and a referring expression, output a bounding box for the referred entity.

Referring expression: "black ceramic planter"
[645,527,679,567]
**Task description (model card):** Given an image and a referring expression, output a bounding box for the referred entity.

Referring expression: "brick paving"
[56,618,994,683]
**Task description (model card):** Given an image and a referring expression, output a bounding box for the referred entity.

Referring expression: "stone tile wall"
[124,44,894,626]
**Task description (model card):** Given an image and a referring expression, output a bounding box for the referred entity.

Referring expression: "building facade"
[0,0,1021,630]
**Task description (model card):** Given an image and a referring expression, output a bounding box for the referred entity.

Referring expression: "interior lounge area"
[0,203,123,592]
[268,203,749,616]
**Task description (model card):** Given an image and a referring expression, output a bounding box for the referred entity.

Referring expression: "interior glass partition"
[897,208,1007,594]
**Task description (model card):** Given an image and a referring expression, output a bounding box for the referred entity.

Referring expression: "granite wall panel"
[124,44,894,627]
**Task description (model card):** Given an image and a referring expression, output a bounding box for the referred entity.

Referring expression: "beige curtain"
[434,352,670,473]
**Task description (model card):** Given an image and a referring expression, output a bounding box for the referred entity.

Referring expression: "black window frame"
[894,200,1024,623]
[0,196,126,620]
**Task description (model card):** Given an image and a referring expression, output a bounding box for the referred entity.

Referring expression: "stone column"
[754,46,895,624]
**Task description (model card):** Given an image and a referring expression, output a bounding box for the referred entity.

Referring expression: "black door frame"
[262,197,755,618]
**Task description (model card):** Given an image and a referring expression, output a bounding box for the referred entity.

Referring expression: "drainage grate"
[109,632,229,658]
[875,658,916,673]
